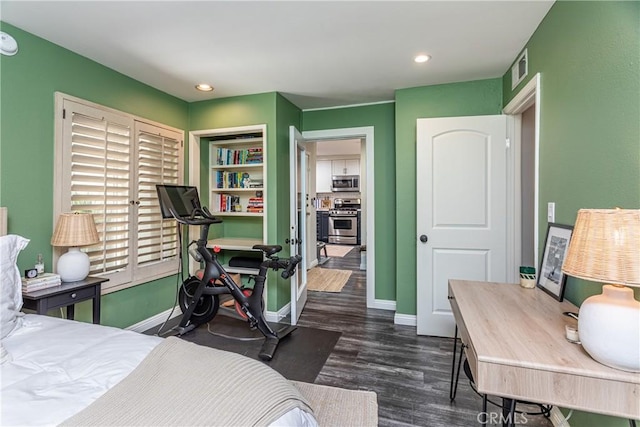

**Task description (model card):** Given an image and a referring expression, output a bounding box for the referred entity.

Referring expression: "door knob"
[419,234,428,243]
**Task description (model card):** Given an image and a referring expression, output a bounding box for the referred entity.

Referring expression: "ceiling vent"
[511,49,528,90]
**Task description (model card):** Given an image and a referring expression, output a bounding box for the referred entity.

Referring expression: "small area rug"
[306,267,352,292]
[325,244,354,257]
[171,313,341,383]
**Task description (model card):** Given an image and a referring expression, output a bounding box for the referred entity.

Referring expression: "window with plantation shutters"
[54,94,183,293]
[135,122,181,270]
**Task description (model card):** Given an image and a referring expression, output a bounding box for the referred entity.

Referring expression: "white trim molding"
[394,313,417,326]
[126,307,182,333]
[503,72,541,270]
[266,303,291,323]
[371,299,396,311]
[302,126,376,309]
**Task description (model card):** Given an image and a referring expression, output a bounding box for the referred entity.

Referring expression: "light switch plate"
[547,202,555,222]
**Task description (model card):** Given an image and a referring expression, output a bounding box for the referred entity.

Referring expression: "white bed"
[0,235,317,426]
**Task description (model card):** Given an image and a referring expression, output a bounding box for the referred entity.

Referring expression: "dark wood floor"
[298,247,553,427]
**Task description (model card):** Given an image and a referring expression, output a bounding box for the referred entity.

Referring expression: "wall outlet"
[547,202,555,222]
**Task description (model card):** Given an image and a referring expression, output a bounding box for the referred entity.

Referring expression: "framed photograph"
[537,223,574,301]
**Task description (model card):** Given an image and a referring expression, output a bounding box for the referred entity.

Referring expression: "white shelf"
[207,237,263,251]
[209,211,264,217]
[212,137,263,147]
[211,187,264,193]
[222,264,260,275]
[211,163,263,170]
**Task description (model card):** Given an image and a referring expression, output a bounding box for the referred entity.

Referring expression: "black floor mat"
[148,311,341,383]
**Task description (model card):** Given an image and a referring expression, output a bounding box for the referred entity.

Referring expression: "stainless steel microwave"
[331,175,359,192]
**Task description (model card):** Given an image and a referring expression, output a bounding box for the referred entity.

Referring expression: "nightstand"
[22,276,108,324]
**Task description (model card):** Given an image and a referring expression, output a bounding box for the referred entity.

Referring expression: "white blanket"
[0,315,316,427]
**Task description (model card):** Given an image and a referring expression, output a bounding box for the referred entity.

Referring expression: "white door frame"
[289,125,308,325]
[503,73,541,271]
[303,126,377,309]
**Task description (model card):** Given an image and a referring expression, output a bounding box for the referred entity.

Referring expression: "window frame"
[53,92,184,294]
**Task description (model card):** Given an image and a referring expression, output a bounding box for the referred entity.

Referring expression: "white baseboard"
[126,307,182,333]
[549,407,571,427]
[394,313,417,326]
[369,299,396,311]
[266,303,290,322]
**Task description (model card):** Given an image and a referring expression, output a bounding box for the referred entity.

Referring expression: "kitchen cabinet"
[316,211,329,243]
[332,159,359,176]
[316,160,332,193]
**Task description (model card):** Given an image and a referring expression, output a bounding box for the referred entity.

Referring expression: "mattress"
[1,314,316,426]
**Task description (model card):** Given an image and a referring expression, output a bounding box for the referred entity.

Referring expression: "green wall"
[0,22,189,328]
[394,79,503,315]
[188,92,302,311]
[504,1,640,308]
[502,3,640,426]
[302,102,397,301]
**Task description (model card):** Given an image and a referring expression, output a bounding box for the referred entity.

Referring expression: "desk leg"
[67,304,75,320]
[449,326,465,401]
[93,292,101,324]
[630,420,637,427]
[480,394,487,426]
[502,398,516,427]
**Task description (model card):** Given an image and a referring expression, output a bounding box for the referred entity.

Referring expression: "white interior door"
[290,126,308,325]
[416,115,509,337]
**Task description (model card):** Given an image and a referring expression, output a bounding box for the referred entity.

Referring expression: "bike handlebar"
[280,254,302,279]
[169,206,222,226]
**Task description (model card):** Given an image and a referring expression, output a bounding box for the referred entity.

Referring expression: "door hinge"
[505,138,511,149]
[62,109,66,119]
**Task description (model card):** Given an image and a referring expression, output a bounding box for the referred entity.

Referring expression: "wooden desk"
[448,279,640,420]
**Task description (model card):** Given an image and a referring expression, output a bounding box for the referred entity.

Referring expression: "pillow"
[1,235,29,339]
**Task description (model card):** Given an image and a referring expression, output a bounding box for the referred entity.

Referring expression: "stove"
[330,198,361,215]
[328,198,360,244]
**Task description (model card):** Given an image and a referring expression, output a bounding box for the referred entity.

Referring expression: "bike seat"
[252,244,282,257]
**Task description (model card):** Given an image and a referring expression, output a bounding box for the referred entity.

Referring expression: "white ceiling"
[1,1,554,110]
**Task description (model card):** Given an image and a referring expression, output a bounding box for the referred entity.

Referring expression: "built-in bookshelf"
[209,132,265,216]
[206,125,267,277]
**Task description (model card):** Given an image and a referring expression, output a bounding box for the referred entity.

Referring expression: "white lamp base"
[578,284,640,372]
[57,247,90,282]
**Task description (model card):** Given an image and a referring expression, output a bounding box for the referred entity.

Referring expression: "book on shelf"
[22,273,62,292]
[214,193,241,213]
[216,171,254,189]
[216,147,263,166]
[247,196,264,213]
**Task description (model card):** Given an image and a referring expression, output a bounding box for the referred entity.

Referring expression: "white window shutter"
[57,95,183,292]
[63,102,134,288]
[134,121,182,278]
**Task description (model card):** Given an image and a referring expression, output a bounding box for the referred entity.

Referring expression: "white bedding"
[1,315,316,427]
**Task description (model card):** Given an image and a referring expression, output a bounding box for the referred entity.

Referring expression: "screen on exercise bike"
[156,185,203,219]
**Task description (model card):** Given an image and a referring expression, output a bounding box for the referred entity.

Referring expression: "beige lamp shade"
[51,212,100,247]
[562,209,640,286]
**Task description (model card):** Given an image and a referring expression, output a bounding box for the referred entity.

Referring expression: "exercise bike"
[156,184,301,361]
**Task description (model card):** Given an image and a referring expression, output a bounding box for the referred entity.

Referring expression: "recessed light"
[195,83,214,92]
[414,54,431,64]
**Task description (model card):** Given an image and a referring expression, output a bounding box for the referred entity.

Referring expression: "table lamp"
[562,208,640,372]
[51,212,100,282]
